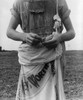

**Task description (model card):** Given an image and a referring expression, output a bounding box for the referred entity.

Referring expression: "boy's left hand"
[42,32,61,49]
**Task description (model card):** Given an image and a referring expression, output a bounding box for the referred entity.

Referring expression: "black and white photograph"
[0,0,83,100]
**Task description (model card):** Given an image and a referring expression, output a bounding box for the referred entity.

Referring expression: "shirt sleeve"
[58,0,71,21]
[10,0,21,21]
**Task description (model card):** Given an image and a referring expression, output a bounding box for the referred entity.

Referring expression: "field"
[0,50,83,99]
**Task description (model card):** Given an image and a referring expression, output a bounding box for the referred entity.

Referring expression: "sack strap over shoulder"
[56,0,58,15]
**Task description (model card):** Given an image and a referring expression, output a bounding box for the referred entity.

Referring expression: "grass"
[0,50,83,99]
[64,50,83,99]
[0,51,20,97]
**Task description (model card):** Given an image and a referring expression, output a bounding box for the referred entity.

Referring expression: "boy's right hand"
[25,33,42,46]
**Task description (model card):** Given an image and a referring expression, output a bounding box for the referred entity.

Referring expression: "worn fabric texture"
[11,0,70,65]
[11,0,70,99]
[16,57,66,100]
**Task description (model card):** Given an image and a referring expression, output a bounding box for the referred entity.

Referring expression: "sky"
[0,0,83,50]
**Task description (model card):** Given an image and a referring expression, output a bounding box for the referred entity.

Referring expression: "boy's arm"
[6,15,27,42]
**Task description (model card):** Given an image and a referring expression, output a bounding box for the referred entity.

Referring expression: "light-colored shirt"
[11,0,70,65]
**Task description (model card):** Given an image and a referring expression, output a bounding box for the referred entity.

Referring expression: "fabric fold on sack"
[18,43,62,66]
[16,43,66,100]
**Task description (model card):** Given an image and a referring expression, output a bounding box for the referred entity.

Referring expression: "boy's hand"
[25,33,42,46]
[42,32,61,49]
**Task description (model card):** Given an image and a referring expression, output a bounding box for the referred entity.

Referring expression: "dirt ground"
[0,50,83,100]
